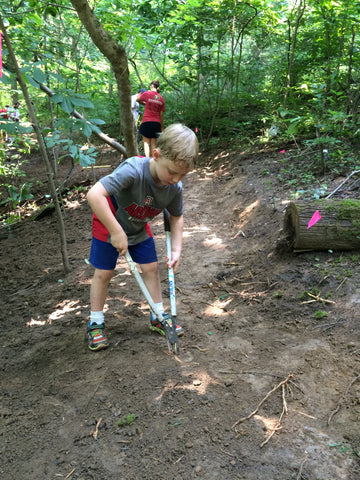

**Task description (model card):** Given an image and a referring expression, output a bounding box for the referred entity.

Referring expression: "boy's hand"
[166,251,181,272]
[110,229,128,256]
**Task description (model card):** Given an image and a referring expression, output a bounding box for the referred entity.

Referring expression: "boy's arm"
[168,214,184,272]
[87,182,128,255]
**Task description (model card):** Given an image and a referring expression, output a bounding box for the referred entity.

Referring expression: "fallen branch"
[260,383,288,447]
[328,373,360,425]
[326,170,360,199]
[232,373,294,429]
[301,292,335,305]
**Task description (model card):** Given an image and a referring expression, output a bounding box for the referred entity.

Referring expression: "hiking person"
[7,102,20,143]
[131,88,146,125]
[86,123,199,351]
[0,104,9,142]
[136,80,165,157]
[8,101,20,122]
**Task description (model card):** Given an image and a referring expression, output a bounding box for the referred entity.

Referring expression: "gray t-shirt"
[100,156,183,245]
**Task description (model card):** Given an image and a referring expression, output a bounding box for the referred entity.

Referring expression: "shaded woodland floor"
[1,142,360,479]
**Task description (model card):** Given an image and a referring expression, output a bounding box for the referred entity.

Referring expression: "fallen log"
[283,199,360,252]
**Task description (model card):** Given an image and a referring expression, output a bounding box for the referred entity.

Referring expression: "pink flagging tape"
[307,210,322,229]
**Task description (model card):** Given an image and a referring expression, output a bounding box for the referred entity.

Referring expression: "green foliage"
[1,0,360,170]
[50,91,95,115]
[45,131,98,167]
[117,414,136,427]
[1,183,33,209]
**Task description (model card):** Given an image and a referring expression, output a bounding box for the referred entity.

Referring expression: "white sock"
[89,311,105,325]
[151,302,164,321]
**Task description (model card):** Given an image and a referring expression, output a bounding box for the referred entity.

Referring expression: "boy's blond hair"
[156,123,199,170]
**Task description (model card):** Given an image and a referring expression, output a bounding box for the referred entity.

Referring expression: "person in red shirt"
[0,105,9,142]
[137,80,165,157]
[0,105,9,119]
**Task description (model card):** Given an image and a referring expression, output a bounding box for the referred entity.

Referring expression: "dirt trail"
[1,146,360,479]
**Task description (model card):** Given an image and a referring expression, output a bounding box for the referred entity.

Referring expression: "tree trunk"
[283,0,306,108]
[284,200,360,252]
[70,0,137,158]
[0,14,71,274]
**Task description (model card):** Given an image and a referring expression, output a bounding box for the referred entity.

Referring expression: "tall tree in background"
[70,0,137,157]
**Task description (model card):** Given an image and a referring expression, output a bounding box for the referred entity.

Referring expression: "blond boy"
[86,124,199,350]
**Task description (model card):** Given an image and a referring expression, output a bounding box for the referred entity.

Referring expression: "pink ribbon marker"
[307,210,322,229]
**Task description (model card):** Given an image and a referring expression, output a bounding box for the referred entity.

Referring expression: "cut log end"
[283,200,360,252]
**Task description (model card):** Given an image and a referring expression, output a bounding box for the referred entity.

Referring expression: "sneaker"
[149,313,184,337]
[87,323,109,351]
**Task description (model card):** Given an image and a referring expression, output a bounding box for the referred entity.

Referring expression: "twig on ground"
[231,229,246,239]
[232,373,294,429]
[220,448,237,458]
[228,279,269,286]
[313,320,345,332]
[65,468,76,479]
[219,370,285,378]
[188,345,207,352]
[85,366,108,408]
[335,277,348,291]
[260,384,288,447]
[301,292,335,305]
[296,453,308,480]
[92,417,102,440]
[328,373,360,425]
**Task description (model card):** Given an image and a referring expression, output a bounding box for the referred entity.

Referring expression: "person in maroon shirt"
[137,80,165,157]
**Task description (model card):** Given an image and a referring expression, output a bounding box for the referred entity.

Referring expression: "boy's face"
[151,151,189,186]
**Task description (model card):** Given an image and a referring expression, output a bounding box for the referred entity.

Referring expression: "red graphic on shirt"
[92,197,155,242]
[125,203,162,220]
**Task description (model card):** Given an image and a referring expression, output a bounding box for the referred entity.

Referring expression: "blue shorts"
[89,236,158,270]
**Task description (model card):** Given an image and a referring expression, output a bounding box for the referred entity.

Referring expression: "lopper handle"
[125,251,163,322]
[163,210,176,317]
[163,208,171,232]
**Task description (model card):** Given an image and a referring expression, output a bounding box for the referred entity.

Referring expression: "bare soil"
[1,143,360,480]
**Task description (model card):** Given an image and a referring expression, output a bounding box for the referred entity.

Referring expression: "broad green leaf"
[69,145,78,156]
[70,97,94,108]
[17,125,34,133]
[0,74,12,86]
[89,124,101,134]
[88,118,106,125]
[24,74,41,88]
[61,97,74,114]
[33,68,48,84]
[48,73,66,84]
[27,13,43,26]
[82,123,93,137]
[51,93,64,104]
